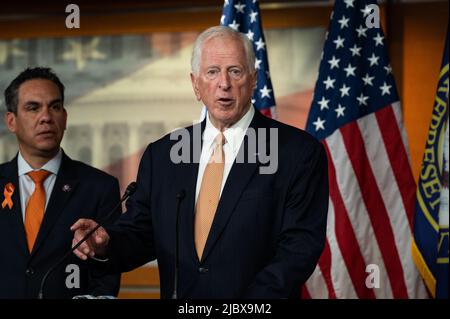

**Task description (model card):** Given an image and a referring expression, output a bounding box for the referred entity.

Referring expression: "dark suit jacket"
[0,151,121,299]
[105,109,328,298]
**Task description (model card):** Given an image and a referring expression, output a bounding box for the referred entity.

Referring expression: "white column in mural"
[0,137,4,162]
[92,124,103,169]
[129,122,140,156]
[127,122,141,182]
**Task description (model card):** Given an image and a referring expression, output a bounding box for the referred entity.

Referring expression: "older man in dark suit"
[0,67,121,298]
[71,26,328,299]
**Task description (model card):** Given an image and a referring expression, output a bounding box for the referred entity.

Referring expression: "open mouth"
[217,98,234,106]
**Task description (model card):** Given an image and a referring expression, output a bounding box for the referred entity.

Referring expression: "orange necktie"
[25,170,51,252]
[195,133,226,260]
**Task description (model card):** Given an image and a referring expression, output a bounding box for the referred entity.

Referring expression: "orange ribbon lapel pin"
[2,183,15,210]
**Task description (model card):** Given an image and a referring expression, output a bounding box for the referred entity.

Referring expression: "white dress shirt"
[18,149,62,221]
[195,106,255,204]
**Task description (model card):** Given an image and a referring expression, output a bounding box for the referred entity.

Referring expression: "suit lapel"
[176,122,203,264]
[200,137,259,262]
[31,153,79,256]
[176,161,199,261]
[0,156,29,253]
[200,110,268,262]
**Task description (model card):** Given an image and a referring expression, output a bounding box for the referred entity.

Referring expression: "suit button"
[198,267,209,274]
[25,268,35,276]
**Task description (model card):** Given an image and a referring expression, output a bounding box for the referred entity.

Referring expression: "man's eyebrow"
[49,98,63,105]
[23,101,40,107]
[23,98,62,107]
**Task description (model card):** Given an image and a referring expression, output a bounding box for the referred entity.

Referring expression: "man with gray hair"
[71,26,328,299]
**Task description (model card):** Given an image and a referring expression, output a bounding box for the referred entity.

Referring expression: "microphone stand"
[171,190,185,299]
[37,182,137,299]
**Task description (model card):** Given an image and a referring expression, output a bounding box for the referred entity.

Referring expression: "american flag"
[221,0,276,118]
[304,0,427,298]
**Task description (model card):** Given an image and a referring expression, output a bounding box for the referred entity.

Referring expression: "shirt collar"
[203,106,255,152]
[18,149,62,176]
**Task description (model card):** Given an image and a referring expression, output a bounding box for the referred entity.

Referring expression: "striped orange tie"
[25,170,51,252]
[195,133,226,260]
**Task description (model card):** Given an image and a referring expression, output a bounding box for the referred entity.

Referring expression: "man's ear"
[4,112,17,133]
[190,73,201,101]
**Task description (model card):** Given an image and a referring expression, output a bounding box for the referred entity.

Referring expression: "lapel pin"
[62,184,71,192]
[2,182,15,210]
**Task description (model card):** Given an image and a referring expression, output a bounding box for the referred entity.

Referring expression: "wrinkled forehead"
[200,36,247,66]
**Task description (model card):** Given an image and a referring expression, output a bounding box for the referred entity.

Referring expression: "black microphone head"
[176,190,185,200]
[125,182,137,197]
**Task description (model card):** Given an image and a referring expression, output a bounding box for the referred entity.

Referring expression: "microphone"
[172,189,185,299]
[37,182,137,299]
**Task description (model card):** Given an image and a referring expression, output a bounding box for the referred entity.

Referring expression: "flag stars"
[379,82,392,96]
[340,83,350,97]
[318,96,330,110]
[228,20,240,30]
[356,25,367,38]
[255,37,265,51]
[259,85,272,98]
[361,5,372,17]
[368,53,380,66]
[373,33,384,46]
[313,117,326,131]
[344,63,356,77]
[249,10,258,23]
[362,73,374,86]
[323,76,336,89]
[220,15,226,25]
[246,30,254,41]
[335,104,346,118]
[384,64,392,74]
[333,36,345,49]
[344,0,355,8]
[349,44,361,56]
[255,58,262,69]
[234,3,246,14]
[338,16,350,29]
[328,55,340,69]
[357,93,369,106]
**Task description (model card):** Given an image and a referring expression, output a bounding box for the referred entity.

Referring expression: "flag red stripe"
[317,238,337,299]
[260,108,273,118]
[375,106,416,229]
[323,141,376,298]
[340,122,408,298]
[301,286,311,299]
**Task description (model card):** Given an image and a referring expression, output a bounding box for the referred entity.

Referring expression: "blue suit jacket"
[106,109,328,298]
[0,152,121,298]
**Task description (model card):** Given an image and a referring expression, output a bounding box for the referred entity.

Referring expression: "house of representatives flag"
[221,0,276,118]
[304,0,427,298]
[412,27,449,299]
